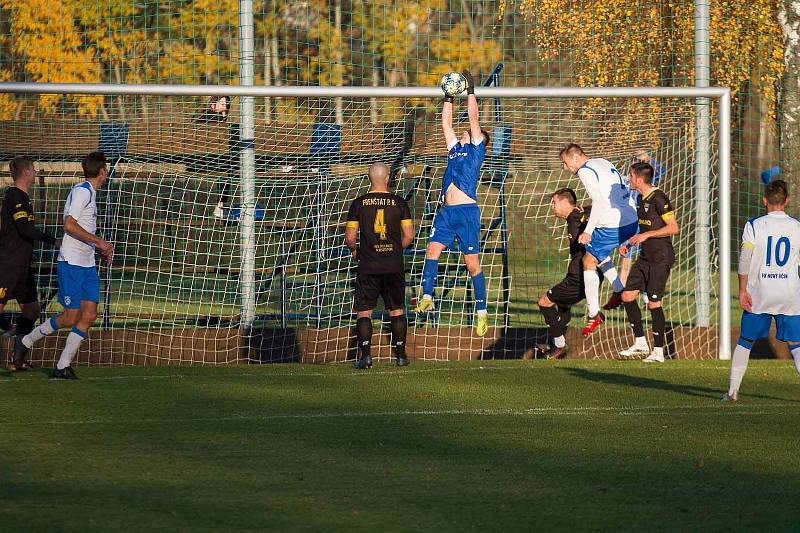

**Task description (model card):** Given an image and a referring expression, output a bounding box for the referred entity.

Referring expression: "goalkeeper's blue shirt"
[440,139,486,202]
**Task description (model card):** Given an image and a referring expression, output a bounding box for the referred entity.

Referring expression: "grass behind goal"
[1,360,799,531]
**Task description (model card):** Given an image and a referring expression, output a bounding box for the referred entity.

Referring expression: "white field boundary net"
[0,84,731,364]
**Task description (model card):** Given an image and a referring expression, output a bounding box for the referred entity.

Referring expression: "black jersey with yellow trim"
[566,205,591,276]
[0,186,53,266]
[637,187,675,265]
[346,192,412,274]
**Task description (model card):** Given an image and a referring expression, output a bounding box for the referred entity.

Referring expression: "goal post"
[0,83,731,362]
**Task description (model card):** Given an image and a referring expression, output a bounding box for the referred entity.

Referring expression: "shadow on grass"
[562,366,800,403]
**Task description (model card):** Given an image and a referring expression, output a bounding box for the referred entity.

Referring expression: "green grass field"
[2,360,798,532]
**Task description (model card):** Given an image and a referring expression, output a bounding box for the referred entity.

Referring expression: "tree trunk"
[264,30,272,123]
[370,57,379,124]
[779,1,800,188]
[334,0,344,125]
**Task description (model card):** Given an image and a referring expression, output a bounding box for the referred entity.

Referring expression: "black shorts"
[0,265,38,305]
[625,260,671,302]
[547,275,584,307]
[353,272,405,312]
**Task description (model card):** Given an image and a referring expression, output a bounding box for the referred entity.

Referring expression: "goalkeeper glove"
[462,70,475,95]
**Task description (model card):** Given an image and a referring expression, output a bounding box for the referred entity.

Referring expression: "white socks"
[57,328,87,370]
[554,335,566,348]
[23,316,57,348]
[598,258,625,293]
[792,346,800,374]
[583,270,600,317]
[477,309,487,317]
[652,346,664,357]
[633,336,648,348]
[728,344,751,396]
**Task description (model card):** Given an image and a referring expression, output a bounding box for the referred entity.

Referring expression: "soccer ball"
[441,72,467,97]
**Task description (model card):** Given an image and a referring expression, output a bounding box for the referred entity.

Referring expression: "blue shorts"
[586,222,639,262]
[429,203,481,254]
[57,261,100,309]
[740,311,800,344]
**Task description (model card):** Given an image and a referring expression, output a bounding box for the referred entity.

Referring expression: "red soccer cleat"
[582,312,605,336]
[602,292,623,310]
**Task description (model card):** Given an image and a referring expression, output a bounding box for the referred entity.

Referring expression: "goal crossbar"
[0,83,732,361]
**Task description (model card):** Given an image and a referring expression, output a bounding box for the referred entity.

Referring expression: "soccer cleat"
[13,336,29,367]
[540,344,568,360]
[51,366,79,380]
[722,391,738,402]
[353,356,372,370]
[475,313,488,337]
[396,356,410,367]
[642,351,665,363]
[17,360,35,371]
[602,292,623,310]
[619,344,650,359]
[414,297,434,313]
[581,312,605,336]
[6,361,17,373]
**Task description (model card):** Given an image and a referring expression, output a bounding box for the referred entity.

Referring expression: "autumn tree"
[0,0,103,116]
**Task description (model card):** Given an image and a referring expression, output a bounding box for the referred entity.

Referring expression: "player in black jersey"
[619,162,679,363]
[345,162,414,369]
[0,156,60,371]
[536,188,601,359]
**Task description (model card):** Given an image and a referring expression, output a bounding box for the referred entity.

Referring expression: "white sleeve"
[738,221,755,275]
[577,167,605,235]
[446,138,458,151]
[65,187,90,222]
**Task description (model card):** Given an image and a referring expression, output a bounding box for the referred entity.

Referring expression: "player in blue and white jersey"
[415,70,490,337]
[559,143,639,335]
[15,151,114,380]
[725,180,800,401]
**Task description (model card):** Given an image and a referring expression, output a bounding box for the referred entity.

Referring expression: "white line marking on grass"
[2,404,797,427]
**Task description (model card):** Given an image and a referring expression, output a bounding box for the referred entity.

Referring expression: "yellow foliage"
[1,0,103,116]
[508,0,785,149]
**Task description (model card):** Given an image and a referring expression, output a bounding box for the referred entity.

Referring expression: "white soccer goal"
[0,83,731,364]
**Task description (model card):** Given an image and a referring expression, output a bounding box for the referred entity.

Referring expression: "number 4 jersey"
[740,211,800,315]
[346,192,412,274]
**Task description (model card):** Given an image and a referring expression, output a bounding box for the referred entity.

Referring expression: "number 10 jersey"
[740,211,800,315]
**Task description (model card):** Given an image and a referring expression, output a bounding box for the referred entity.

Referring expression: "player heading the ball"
[725,179,800,401]
[559,143,638,336]
[415,70,490,337]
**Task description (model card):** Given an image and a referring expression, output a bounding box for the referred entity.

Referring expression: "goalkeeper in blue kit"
[415,70,490,337]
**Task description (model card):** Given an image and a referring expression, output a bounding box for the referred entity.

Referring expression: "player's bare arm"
[64,215,113,263]
[628,217,679,245]
[401,222,414,249]
[738,273,752,312]
[345,224,358,260]
[463,70,483,143]
[441,93,457,147]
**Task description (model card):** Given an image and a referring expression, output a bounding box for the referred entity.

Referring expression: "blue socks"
[422,258,486,312]
[472,272,487,311]
[422,258,438,296]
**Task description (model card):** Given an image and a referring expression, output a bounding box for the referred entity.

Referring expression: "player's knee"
[538,294,552,307]
[582,254,597,270]
[621,291,638,303]
[60,313,78,328]
[646,300,662,310]
[80,309,98,324]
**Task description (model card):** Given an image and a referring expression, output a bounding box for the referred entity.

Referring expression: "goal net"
[0,85,730,364]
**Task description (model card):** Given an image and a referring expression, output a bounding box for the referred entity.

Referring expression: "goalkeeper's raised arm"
[416,70,491,337]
